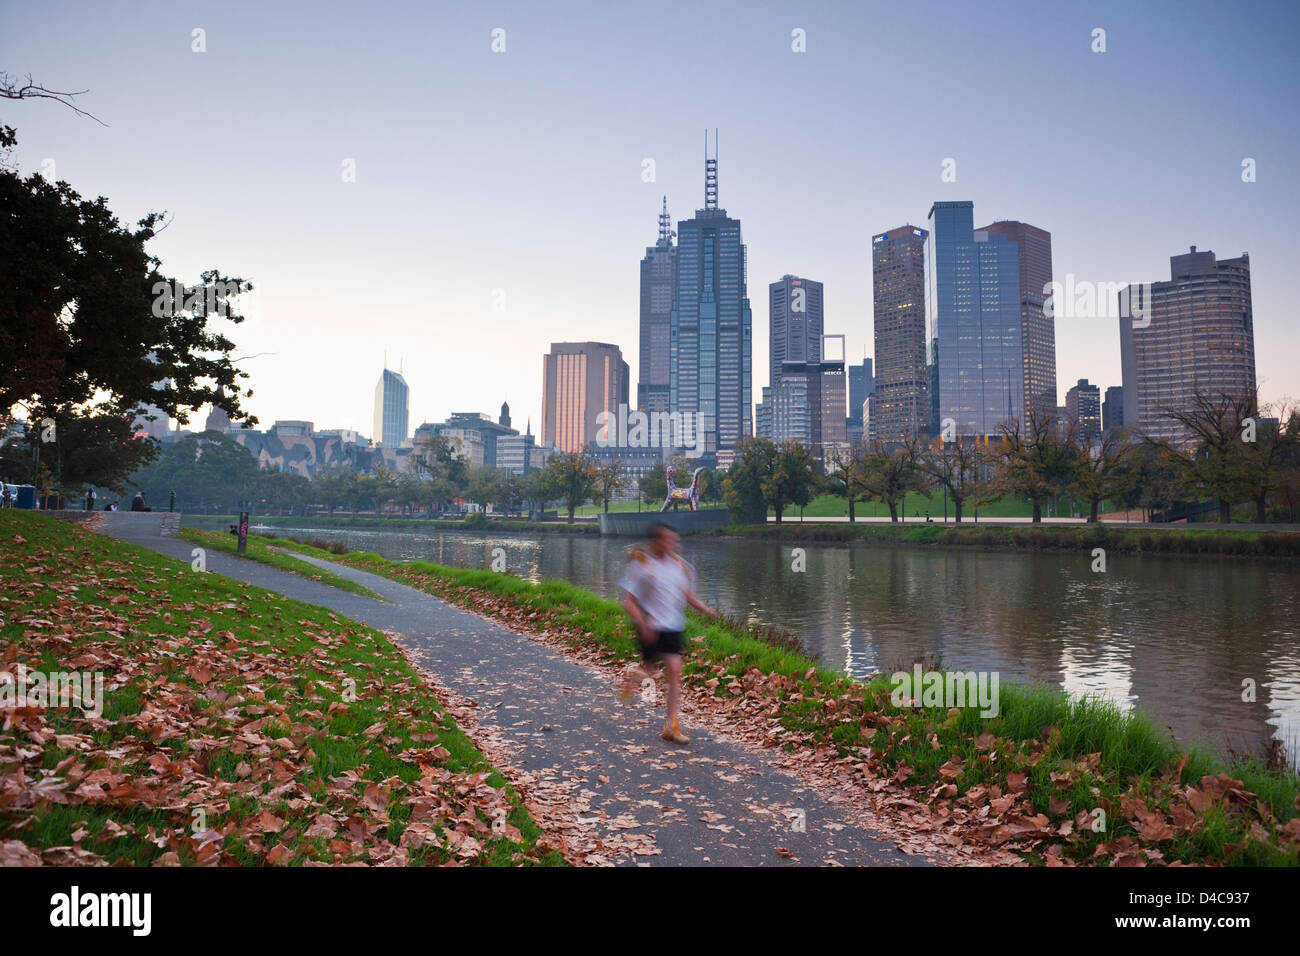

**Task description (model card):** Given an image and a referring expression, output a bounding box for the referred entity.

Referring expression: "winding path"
[103,518,925,867]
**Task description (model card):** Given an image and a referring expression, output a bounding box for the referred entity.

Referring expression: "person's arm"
[622,590,652,639]
[686,590,719,619]
[619,560,654,643]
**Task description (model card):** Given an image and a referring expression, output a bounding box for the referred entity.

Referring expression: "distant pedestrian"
[131,491,149,512]
[85,488,97,511]
[618,522,719,746]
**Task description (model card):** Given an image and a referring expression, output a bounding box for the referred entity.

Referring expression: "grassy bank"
[704,520,1300,559]
[177,528,385,600]
[183,514,600,535]
[332,549,1299,866]
[0,510,562,866]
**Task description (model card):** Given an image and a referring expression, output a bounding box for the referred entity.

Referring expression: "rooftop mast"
[704,128,718,210]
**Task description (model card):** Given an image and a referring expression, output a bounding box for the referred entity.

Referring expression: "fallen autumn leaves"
[337,553,1300,867]
[0,510,564,866]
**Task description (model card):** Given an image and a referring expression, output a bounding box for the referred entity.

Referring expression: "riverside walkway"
[99,518,930,867]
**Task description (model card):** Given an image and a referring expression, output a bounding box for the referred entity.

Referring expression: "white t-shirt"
[619,548,696,633]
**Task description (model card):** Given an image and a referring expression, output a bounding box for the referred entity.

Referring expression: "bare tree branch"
[1,71,107,126]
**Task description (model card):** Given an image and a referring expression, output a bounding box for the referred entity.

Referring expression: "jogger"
[618,522,718,745]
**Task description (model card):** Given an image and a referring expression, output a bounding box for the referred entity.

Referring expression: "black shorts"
[640,629,684,661]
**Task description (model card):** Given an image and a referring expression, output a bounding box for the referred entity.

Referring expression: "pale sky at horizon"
[3,0,1298,436]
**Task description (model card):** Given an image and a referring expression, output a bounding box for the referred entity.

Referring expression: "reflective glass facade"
[670,208,752,458]
[372,368,410,449]
[929,201,1023,436]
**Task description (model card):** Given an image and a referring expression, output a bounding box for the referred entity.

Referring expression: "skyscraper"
[755,379,811,445]
[541,341,629,454]
[871,225,929,443]
[638,197,676,415]
[761,274,844,456]
[1102,385,1124,432]
[1119,247,1256,444]
[670,134,753,462]
[1065,378,1102,442]
[372,367,409,449]
[769,275,824,390]
[847,358,873,426]
[979,220,1057,418]
[929,202,1023,437]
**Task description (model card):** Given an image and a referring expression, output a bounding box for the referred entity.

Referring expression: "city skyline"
[4,1,1298,436]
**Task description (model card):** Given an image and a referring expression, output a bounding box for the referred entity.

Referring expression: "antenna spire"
[704,128,718,210]
[657,195,672,246]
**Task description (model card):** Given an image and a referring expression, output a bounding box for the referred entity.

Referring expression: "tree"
[639,463,668,504]
[522,469,556,520]
[1068,427,1136,523]
[763,441,819,523]
[1240,399,1300,523]
[722,437,776,524]
[413,433,468,508]
[918,435,994,523]
[592,460,627,513]
[994,407,1076,523]
[465,464,508,512]
[859,437,927,522]
[1155,390,1256,523]
[1,73,104,124]
[256,468,310,516]
[1,129,255,436]
[312,465,349,516]
[699,467,722,505]
[542,451,597,522]
[131,430,261,513]
[1111,443,1183,522]
[825,441,870,522]
[1,413,156,501]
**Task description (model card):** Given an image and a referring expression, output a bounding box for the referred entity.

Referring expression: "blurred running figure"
[619,522,718,745]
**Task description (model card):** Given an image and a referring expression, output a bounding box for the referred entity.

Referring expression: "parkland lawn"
[0,509,562,866]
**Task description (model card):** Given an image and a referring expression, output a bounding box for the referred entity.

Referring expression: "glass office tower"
[638,197,676,415]
[929,201,1023,437]
[871,225,929,443]
[670,145,752,460]
[372,367,410,449]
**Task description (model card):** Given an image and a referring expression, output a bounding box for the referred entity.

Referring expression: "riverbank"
[184,514,601,535]
[703,521,1300,559]
[312,546,1300,866]
[177,527,385,599]
[181,512,1300,560]
[0,510,562,866]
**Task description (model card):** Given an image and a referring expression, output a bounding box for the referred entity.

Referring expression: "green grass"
[780,491,1046,520]
[0,510,564,867]
[183,514,601,534]
[177,527,386,599]
[333,549,1300,867]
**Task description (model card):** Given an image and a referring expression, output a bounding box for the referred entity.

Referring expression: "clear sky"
[3,0,1297,434]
